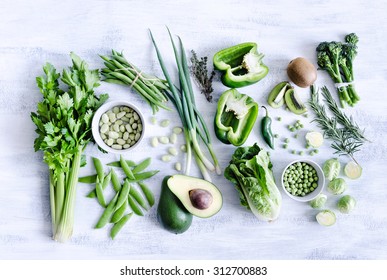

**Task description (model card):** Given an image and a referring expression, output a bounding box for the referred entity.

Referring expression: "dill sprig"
[189,50,215,102]
[308,85,365,164]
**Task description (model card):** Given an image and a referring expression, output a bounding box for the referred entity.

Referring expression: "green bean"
[125,170,159,183]
[120,155,135,180]
[111,201,128,223]
[92,157,104,183]
[115,180,131,211]
[128,195,144,216]
[110,213,133,240]
[138,182,155,207]
[110,168,121,192]
[129,185,149,210]
[95,181,106,207]
[95,193,118,229]
[132,157,151,174]
[79,174,97,184]
[106,159,136,168]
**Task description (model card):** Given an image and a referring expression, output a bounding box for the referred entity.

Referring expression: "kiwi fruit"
[287,57,317,88]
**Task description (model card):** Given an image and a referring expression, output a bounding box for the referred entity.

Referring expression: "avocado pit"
[189,189,213,210]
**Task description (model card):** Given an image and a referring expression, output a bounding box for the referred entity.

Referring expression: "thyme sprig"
[189,50,215,102]
[308,85,365,164]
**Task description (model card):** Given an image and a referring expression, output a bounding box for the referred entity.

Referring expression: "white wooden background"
[1,0,386,260]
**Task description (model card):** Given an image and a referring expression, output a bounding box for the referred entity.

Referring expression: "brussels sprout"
[323,158,341,181]
[337,195,356,214]
[316,210,336,226]
[310,194,327,209]
[327,178,347,195]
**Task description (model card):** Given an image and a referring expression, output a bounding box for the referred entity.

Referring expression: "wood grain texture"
[0,0,386,260]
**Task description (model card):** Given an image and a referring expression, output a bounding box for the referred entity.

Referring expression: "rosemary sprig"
[308,85,364,164]
[320,86,368,142]
[189,50,215,102]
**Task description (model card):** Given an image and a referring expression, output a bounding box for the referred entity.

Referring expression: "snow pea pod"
[120,155,135,180]
[132,157,151,174]
[92,157,105,183]
[95,193,118,229]
[79,174,97,184]
[115,180,131,211]
[128,195,144,216]
[125,170,159,183]
[110,213,133,240]
[111,201,128,223]
[86,171,111,199]
[106,159,136,168]
[138,182,155,207]
[129,185,148,210]
[111,168,122,192]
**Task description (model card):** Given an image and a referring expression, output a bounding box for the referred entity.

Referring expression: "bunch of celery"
[31,53,108,242]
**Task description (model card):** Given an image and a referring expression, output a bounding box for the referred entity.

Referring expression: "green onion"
[150,28,221,181]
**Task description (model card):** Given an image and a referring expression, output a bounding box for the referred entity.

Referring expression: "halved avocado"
[284,88,307,115]
[167,175,223,218]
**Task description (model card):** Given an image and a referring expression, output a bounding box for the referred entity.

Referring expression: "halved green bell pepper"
[213,42,269,88]
[214,89,258,146]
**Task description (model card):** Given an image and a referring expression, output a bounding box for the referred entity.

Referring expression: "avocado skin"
[157,176,193,234]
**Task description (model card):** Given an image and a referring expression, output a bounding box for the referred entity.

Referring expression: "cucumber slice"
[344,161,362,179]
[316,210,336,226]
[305,131,324,148]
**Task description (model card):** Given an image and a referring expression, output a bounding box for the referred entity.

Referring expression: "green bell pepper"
[213,42,269,88]
[214,89,258,146]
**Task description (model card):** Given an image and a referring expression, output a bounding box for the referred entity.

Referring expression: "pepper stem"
[261,105,269,117]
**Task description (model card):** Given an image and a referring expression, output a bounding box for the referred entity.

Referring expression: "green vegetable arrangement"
[224,143,282,221]
[31,53,108,242]
[316,33,360,107]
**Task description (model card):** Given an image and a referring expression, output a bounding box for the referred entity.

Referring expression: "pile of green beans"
[79,156,157,239]
[283,162,319,197]
[100,50,171,114]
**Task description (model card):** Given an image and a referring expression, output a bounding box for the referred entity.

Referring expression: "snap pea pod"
[79,174,97,184]
[111,168,122,192]
[138,182,155,207]
[110,213,133,240]
[132,157,151,174]
[129,185,149,210]
[125,170,159,183]
[87,171,111,199]
[120,155,135,180]
[95,180,106,207]
[128,195,144,216]
[115,180,131,211]
[106,159,136,168]
[95,193,118,229]
[92,157,105,183]
[111,201,128,223]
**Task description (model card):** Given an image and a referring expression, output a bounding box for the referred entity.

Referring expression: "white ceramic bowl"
[281,159,325,202]
[92,100,145,154]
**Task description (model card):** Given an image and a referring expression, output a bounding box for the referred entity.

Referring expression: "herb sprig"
[308,85,366,164]
[189,50,215,102]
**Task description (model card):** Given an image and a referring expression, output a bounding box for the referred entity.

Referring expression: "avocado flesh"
[157,176,193,234]
[284,88,307,115]
[167,174,223,218]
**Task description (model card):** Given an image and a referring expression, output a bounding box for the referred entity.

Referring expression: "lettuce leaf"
[224,143,282,221]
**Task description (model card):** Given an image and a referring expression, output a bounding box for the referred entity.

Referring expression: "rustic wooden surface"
[1,0,386,259]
